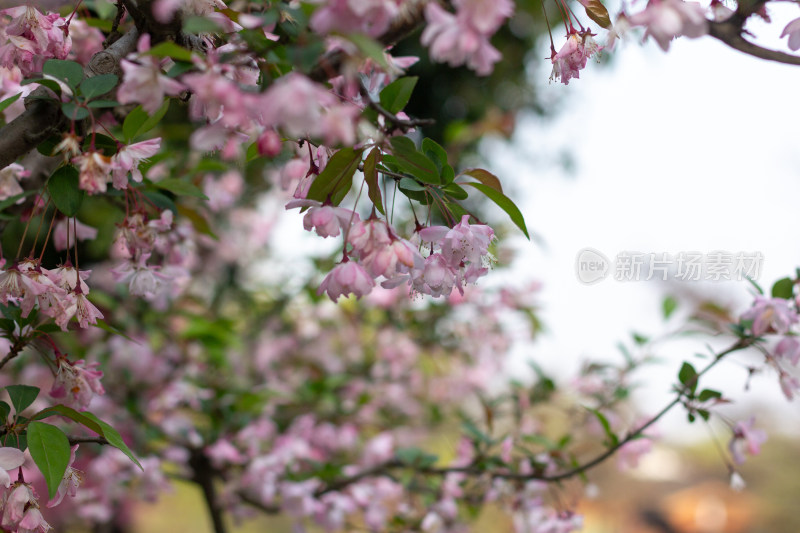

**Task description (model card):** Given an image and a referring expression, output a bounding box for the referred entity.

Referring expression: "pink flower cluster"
[310,0,399,38]
[740,295,800,400]
[626,0,708,51]
[111,210,194,305]
[0,258,102,331]
[421,0,514,75]
[72,138,161,195]
[51,357,105,411]
[550,30,602,85]
[0,6,71,76]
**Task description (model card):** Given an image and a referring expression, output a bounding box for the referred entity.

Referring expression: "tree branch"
[0,28,139,171]
[0,337,30,371]
[708,20,800,66]
[189,449,229,533]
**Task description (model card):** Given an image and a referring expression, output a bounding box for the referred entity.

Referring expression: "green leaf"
[343,33,389,71]
[363,147,384,215]
[61,102,90,121]
[305,148,363,205]
[183,15,223,33]
[87,99,119,108]
[460,168,503,193]
[771,277,794,299]
[142,190,177,214]
[80,74,118,99]
[0,92,21,114]
[94,319,135,341]
[81,412,142,470]
[443,182,468,200]
[379,76,417,114]
[33,404,104,434]
[83,133,118,156]
[122,102,170,142]
[6,385,40,415]
[155,178,208,199]
[20,78,62,98]
[147,41,194,62]
[27,421,71,499]
[177,205,218,239]
[395,447,438,468]
[398,177,425,192]
[662,296,678,320]
[0,401,10,423]
[678,362,698,394]
[588,408,618,447]
[461,182,529,239]
[389,136,439,185]
[43,59,84,90]
[47,166,85,217]
[698,389,722,402]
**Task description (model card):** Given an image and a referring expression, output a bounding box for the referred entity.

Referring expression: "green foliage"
[47,165,85,217]
[6,385,40,415]
[678,362,698,395]
[306,148,364,205]
[80,74,118,99]
[461,181,529,239]
[379,77,418,114]
[772,277,794,299]
[43,59,84,90]
[27,421,71,499]
[122,102,170,142]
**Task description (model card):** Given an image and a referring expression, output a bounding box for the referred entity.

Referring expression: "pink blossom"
[550,31,602,85]
[360,237,420,278]
[112,253,168,298]
[779,372,800,400]
[781,17,800,51]
[73,151,113,195]
[256,129,282,157]
[774,336,800,366]
[117,35,185,114]
[2,483,35,529]
[53,218,98,251]
[740,296,798,336]
[420,2,505,75]
[0,162,28,202]
[288,199,359,239]
[0,66,36,121]
[0,447,24,488]
[111,138,161,189]
[728,417,767,465]
[627,0,708,52]
[0,6,71,75]
[47,445,81,507]
[412,253,457,297]
[17,506,51,532]
[318,260,375,302]
[50,358,105,411]
[310,0,398,38]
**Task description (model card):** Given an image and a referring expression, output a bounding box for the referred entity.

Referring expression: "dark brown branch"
[0,337,30,371]
[708,20,800,66]
[189,449,229,533]
[68,435,109,445]
[0,28,139,171]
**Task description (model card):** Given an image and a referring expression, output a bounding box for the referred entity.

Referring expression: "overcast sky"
[487,9,800,441]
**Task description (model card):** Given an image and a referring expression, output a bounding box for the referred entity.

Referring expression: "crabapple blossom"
[286,199,359,238]
[774,336,800,366]
[0,162,27,202]
[73,150,112,195]
[740,296,798,336]
[0,447,25,488]
[310,0,399,38]
[550,30,602,85]
[781,17,800,51]
[53,219,98,251]
[117,35,185,114]
[111,138,162,189]
[318,259,375,301]
[47,445,81,508]
[50,357,105,411]
[728,417,767,465]
[627,0,708,52]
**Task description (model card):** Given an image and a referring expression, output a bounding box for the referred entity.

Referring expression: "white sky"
[485,11,800,441]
